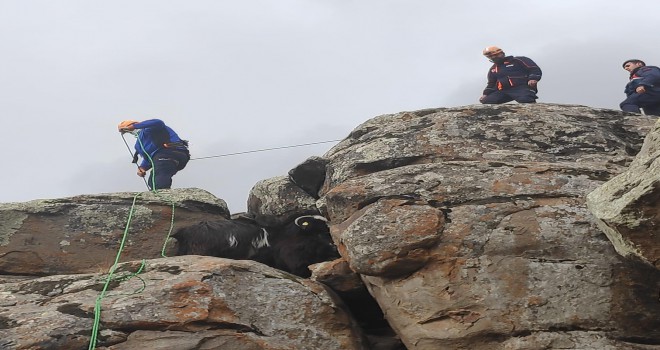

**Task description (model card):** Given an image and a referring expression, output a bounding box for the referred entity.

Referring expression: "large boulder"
[587,119,660,269]
[319,104,660,349]
[0,256,368,350]
[0,188,228,276]
[320,104,649,192]
[247,175,319,227]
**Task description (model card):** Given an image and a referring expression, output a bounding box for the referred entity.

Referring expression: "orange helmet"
[483,46,504,57]
[117,120,138,132]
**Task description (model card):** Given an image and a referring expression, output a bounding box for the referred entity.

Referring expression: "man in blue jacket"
[620,59,660,116]
[480,46,542,104]
[118,119,190,190]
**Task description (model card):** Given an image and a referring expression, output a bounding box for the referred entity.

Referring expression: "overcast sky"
[2,1,659,213]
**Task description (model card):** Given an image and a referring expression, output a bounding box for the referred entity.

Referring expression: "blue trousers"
[620,91,660,116]
[146,149,190,190]
[481,86,538,104]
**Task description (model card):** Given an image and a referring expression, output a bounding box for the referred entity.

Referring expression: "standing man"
[118,119,190,190]
[480,46,542,104]
[620,59,660,116]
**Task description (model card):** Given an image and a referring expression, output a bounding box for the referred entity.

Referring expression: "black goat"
[270,215,340,278]
[172,218,271,263]
[172,215,339,277]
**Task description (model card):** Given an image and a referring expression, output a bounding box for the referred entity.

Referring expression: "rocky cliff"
[1,103,659,350]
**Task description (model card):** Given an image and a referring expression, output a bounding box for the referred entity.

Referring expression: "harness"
[131,139,189,164]
[164,140,189,149]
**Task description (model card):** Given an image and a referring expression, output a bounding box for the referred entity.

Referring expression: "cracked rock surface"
[2,104,660,350]
[318,104,660,349]
[0,256,368,350]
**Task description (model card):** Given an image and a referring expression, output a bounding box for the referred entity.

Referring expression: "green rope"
[131,132,178,257]
[161,201,176,258]
[88,134,180,349]
[113,263,147,293]
[124,131,178,257]
[88,193,144,350]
